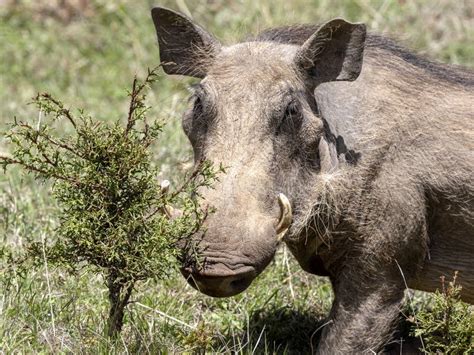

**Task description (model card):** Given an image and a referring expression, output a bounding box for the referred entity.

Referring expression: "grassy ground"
[0,0,473,353]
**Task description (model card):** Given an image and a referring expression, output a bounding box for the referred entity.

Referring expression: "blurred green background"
[0,0,472,352]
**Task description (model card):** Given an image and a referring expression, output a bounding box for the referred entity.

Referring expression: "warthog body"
[151,8,473,353]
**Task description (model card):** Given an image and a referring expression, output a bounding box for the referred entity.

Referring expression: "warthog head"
[151,7,366,297]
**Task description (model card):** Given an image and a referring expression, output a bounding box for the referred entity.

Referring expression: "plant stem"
[106,270,134,338]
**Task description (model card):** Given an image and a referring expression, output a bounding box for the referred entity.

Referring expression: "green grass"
[1,0,473,353]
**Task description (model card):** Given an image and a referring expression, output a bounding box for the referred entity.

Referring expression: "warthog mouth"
[181,265,257,297]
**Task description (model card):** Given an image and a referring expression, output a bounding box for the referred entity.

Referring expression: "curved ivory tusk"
[276,193,292,242]
[319,137,339,174]
[160,180,171,194]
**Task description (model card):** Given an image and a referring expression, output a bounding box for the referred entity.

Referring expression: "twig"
[134,302,196,330]
[310,320,333,354]
[169,160,206,200]
[0,155,87,187]
[40,151,57,167]
[16,121,84,159]
[38,93,77,129]
[41,232,56,339]
[251,325,266,355]
[283,246,295,300]
[125,66,161,136]
[37,108,43,131]
[125,77,140,135]
[395,260,426,353]
[40,134,85,160]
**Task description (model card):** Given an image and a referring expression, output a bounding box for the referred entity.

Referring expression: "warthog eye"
[188,84,217,123]
[192,95,202,115]
[285,100,299,118]
[276,99,302,135]
[187,84,205,118]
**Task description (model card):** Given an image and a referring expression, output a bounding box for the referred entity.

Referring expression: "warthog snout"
[180,194,292,297]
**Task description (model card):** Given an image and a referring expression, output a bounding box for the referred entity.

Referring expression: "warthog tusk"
[160,180,182,219]
[160,180,171,194]
[276,193,292,242]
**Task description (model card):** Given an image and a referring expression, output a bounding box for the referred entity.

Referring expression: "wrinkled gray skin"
[151,7,473,354]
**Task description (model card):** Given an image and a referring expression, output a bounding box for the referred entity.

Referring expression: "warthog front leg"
[317,271,406,354]
[316,170,428,353]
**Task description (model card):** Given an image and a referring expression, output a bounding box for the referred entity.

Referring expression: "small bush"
[410,272,473,354]
[0,67,221,337]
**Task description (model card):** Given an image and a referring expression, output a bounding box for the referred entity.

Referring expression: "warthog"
[151,7,473,353]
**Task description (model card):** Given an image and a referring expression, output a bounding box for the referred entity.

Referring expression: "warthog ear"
[151,7,221,78]
[296,19,366,82]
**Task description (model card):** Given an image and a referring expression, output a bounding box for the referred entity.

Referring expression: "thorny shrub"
[0,67,223,337]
